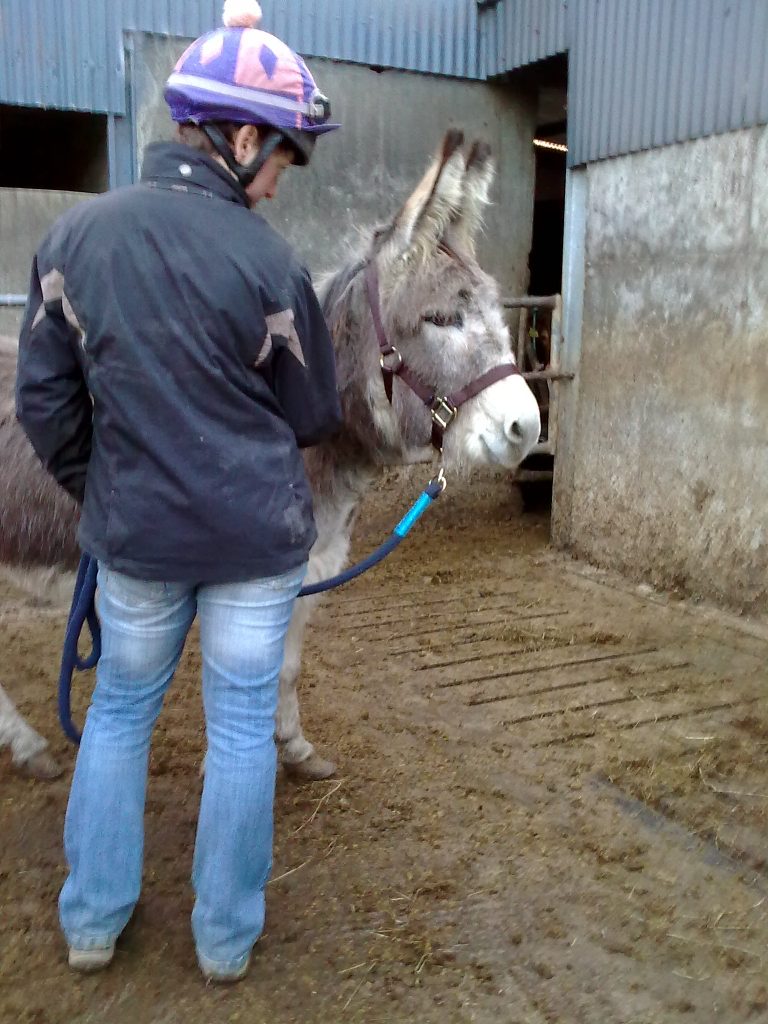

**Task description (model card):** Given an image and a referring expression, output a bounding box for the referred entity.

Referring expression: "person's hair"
[174,121,241,155]
[174,121,297,163]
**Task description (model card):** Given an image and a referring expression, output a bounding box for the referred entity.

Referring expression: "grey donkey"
[276,130,540,778]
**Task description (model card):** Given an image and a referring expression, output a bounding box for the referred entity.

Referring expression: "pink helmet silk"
[165,25,338,137]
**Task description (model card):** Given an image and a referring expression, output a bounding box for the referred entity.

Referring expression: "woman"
[15,0,342,983]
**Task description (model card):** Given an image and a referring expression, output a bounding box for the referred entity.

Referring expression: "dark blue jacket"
[16,142,342,583]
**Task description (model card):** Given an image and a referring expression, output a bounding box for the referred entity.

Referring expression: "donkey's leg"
[277,526,353,782]
[0,683,62,779]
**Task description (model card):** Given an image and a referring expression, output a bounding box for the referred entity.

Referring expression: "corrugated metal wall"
[567,0,768,165]
[121,0,481,75]
[266,0,480,79]
[0,0,481,118]
[479,0,568,78]
[483,0,768,166]
[0,0,127,114]
[3,1,768,165]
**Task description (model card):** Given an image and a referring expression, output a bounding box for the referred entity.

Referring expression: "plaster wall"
[0,188,89,336]
[132,35,537,292]
[553,127,768,613]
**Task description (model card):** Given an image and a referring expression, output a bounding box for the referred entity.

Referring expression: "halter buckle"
[430,396,458,431]
[380,347,404,373]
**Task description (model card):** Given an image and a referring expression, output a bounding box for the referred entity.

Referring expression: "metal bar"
[0,295,27,306]
[107,112,117,189]
[367,611,542,646]
[390,611,558,658]
[435,646,660,689]
[503,295,559,310]
[509,293,568,457]
[470,661,690,707]
[420,641,549,673]
[338,598,532,631]
[515,470,554,483]
[515,303,527,368]
[492,682,684,721]
[522,369,574,382]
[547,294,564,452]
[332,585,527,609]
[529,439,555,455]
[537,695,762,747]
[418,633,576,672]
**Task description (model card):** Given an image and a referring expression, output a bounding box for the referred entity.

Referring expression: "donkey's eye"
[423,312,464,329]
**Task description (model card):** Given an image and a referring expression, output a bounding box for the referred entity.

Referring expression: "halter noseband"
[363,259,522,454]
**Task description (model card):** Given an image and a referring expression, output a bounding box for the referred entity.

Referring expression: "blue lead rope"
[298,477,443,596]
[57,476,445,744]
[57,554,102,744]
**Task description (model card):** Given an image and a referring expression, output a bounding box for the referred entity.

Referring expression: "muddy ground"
[1,470,767,1024]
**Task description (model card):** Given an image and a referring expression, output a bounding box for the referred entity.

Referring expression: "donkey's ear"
[387,130,467,261]
[444,140,495,258]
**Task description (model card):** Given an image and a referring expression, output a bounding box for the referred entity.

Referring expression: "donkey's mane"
[318,256,366,327]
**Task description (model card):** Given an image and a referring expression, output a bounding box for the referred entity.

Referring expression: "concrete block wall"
[0,189,89,336]
[553,126,768,614]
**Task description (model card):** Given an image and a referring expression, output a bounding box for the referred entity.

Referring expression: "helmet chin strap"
[200,124,283,189]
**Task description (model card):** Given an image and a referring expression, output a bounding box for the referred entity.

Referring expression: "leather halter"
[363,259,522,453]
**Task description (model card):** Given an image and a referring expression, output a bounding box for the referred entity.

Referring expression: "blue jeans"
[59,562,306,973]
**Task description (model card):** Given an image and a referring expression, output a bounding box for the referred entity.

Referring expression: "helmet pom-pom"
[222,0,263,29]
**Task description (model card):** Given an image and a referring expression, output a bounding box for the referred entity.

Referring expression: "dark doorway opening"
[510,56,568,509]
[529,140,566,298]
[0,104,108,192]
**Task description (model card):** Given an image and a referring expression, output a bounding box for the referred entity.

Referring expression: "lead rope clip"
[431,462,447,494]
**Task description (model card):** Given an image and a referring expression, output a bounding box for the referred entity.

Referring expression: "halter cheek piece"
[363,260,522,455]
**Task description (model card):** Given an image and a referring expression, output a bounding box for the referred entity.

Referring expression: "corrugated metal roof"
[0,0,482,117]
[479,0,568,79]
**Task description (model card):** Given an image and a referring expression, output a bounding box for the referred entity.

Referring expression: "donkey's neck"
[302,430,378,508]
[305,257,421,519]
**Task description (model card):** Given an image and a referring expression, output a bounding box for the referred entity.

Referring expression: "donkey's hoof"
[282,752,337,782]
[18,749,63,780]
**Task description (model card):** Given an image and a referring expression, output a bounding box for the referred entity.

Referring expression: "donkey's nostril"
[505,405,542,454]
[507,419,525,440]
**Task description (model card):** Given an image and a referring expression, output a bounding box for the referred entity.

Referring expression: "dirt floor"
[1,470,767,1024]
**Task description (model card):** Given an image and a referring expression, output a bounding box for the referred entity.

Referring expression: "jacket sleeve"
[15,253,93,505]
[269,268,343,448]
